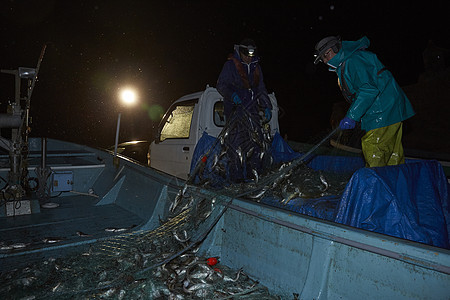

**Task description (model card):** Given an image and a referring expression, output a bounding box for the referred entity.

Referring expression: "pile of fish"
[145,249,278,299]
[0,250,277,299]
[269,162,350,205]
[213,160,351,208]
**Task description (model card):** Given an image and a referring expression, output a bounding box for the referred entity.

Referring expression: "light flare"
[120,88,137,106]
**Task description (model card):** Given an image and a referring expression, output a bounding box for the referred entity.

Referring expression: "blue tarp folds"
[190,132,220,176]
[189,132,225,187]
[308,154,364,173]
[335,160,450,248]
[191,132,450,248]
[271,132,301,163]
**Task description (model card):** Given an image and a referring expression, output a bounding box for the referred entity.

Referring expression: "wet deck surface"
[0,194,143,271]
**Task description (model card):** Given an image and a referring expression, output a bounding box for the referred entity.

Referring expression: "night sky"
[1,1,448,149]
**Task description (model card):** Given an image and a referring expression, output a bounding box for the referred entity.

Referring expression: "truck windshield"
[159,101,196,141]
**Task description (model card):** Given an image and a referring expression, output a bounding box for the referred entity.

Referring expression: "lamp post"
[114,88,138,166]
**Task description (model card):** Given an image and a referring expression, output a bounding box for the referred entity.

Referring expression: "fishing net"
[188,105,361,202]
[0,109,361,299]
[0,189,277,299]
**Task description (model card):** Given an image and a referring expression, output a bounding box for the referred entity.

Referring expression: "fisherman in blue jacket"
[314,36,415,167]
[217,38,273,182]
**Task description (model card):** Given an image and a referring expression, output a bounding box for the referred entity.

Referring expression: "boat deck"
[0,194,143,271]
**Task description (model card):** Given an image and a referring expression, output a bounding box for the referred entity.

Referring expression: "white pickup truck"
[149,85,280,179]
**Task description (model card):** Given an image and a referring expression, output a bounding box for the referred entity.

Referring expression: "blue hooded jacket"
[327,36,415,131]
[217,45,272,119]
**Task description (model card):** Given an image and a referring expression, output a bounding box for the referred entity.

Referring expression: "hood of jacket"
[327,36,370,69]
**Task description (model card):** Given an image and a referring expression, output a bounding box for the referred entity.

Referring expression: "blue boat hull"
[0,138,449,299]
[199,197,450,299]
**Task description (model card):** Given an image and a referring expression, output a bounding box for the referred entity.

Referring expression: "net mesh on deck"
[0,191,276,299]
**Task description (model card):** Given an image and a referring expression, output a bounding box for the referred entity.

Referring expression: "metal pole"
[114,112,121,157]
[297,127,339,162]
[41,137,47,170]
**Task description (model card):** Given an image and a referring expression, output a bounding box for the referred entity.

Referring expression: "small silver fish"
[278,162,288,171]
[223,128,230,140]
[52,282,62,292]
[251,169,259,183]
[223,268,244,282]
[105,227,126,233]
[105,224,136,232]
[281,187,300,205]
[215,162,226,174]
[11,243,27,249]
[42,237,64,244]
[170,190,183,212]
[181,184,188,196]
[246,147,255,159]
[76,231,92,237]
[250,131,259,144]
[183,282,212,294]
[173,230,190,243]
[236,146,243,165]
[211,154,219,170]
[247,186,268,200]
[100,288,117,297]
[319,174,329,191]
[218,148,227,159]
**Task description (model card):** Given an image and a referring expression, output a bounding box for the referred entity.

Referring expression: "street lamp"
[114,88,138,165]
[120,89,137,105]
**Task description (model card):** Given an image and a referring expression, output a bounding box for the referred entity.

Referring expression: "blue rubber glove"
[264,108,272,121]
[339,116,356,130]
[231,92,242,105]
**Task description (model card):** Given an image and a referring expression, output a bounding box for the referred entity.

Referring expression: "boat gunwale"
[224,196,450,275]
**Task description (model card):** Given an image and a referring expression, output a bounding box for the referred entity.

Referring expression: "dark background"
[1,1,449,151]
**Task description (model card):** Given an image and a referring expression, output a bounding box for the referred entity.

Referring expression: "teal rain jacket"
[327,36,415,131]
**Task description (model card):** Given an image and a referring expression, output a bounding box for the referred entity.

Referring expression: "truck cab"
[149,85,280,179]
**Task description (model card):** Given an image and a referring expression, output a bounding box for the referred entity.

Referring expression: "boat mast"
[0,45,46,200]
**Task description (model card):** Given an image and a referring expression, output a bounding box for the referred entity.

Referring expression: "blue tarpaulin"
[308,154,364,173]
[189,132,225,187]
[335,159,450,248]
[271,132,301,163]
[190,131,450,248]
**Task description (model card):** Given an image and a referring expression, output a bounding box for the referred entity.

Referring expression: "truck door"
[150,99,198,179]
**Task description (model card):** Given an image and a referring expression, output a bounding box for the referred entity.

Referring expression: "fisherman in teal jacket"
[314,36,415,167]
